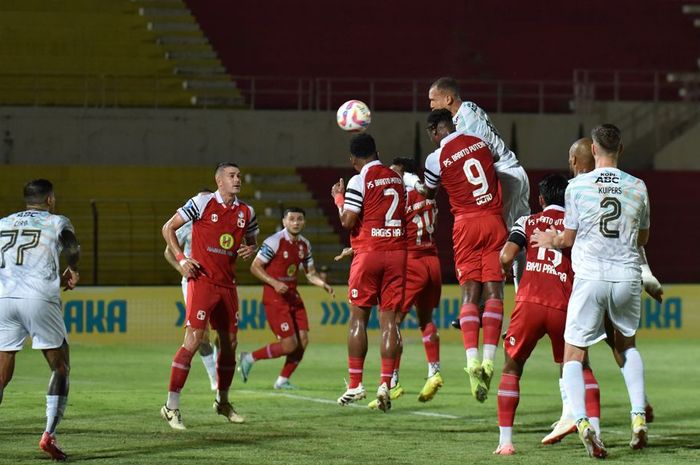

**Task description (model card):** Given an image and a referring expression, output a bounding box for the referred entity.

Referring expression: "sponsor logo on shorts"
[197,310,206,321]
[211,214,219,223]
[351,289,358,298]
[281,322,290,332]
[219,233,235,250]
[509,336,516,346]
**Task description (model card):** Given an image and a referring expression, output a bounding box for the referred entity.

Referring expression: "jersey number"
[463,158,489,196]
[383,188,402,227]
[0,229,42,268]
[536,246,562,268]
[599,197,621,238]
[412,211,435,245]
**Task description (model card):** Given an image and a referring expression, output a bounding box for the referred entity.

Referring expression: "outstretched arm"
[305,263,335,298]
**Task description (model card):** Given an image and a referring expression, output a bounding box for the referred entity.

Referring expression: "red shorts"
[504,300,566,363]
[264,291,309,339]
[401,252,442,313]
[348,249,407,311]
[186,278,238,334]
[452,215,507,284]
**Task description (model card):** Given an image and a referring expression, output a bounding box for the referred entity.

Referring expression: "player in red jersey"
[160,162,259,430]
[493,174,602,455]
[239,207,334,389]
[332,133,407,412]
[422,109,507,402]
[368,157,442,407]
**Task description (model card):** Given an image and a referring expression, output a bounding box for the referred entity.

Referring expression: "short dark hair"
[215,162,239,175]
[591,124,622,153]
[350,133,377,158]
[283,206,306,218]
[431,76,461,98]
[23,179,53,204]
[391,157,417,174]
[427,109,454,130]
[538,174,568,208]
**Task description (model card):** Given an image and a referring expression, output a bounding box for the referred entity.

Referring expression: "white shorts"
[497,164,530,230]
[0,298,67,351]
[565,278,642,347]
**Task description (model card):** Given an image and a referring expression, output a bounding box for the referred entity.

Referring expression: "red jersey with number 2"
[343,160,407,254]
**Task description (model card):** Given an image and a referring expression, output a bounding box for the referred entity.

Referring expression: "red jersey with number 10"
[343,160,407,254]
[405,188,437,254]
[424,132,502,218]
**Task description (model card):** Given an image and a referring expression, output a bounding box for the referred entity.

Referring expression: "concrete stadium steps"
[0,0,243,108]
[0,166,345,285]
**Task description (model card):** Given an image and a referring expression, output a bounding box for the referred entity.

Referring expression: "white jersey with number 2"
[564,167,649,282]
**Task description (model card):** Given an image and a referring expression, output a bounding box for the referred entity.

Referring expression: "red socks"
[459,303,480,350]
[252,343,285,361]
[497,373,520,427]
[482,299,504,346]
[169,346,195,393]
[421,322,440,363]
[583,367,601,418]
[380,358,394,387]
[348,357,365,388]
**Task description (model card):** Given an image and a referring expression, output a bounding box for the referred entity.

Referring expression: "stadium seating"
[0,166,345,285]
[0,0,243,107]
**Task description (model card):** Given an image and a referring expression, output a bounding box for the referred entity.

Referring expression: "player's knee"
[280,337,298,354]
[53,361,70,379]
[198,342,214,356]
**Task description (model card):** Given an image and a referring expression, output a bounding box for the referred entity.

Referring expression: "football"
[336,99,371,132]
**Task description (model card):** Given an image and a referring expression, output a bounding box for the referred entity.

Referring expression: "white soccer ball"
[336,100,371,132]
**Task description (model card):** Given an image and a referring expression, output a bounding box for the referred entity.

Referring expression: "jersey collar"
[215,190,239,207]
[543,205,565,212]
[359,159,382,176]
[282,228,297,242]
[439,131,461,147]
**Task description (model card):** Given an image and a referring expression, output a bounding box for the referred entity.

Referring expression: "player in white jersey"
[543,137,660,445]
[428,77,531,286]
[532,125,650,458]
[0,179,80,461]
[163,188,218,391]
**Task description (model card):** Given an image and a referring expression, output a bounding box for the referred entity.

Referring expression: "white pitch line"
[242,389,462,419]
[604,430,684,440]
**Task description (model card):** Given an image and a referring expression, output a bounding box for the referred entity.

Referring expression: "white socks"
[562,361,587,421]
[621,348,646,413]
[466,348,479,363]
[428,362,440,378]
[499,426,513,446]
[483,344,497,362]
[559,378,572,418]
[201,353,218,389]
[166,392,180,410]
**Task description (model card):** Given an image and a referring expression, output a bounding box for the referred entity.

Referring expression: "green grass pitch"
[1,338,698,464]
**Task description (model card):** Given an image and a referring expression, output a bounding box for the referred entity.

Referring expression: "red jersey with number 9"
[405,188,437,254]
[343,160,407,254]
[424,132,502,218]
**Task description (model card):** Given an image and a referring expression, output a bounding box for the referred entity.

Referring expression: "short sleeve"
[423,151,441,189]
[563,184,579,231]
[246,205,260,237]
[177,193,212,222]
[344,174,364,214]
[508,215,528,248]
[256,235,278,264]
[55,215,74,234]
[301,237,314,271]
[639,183,650,230]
